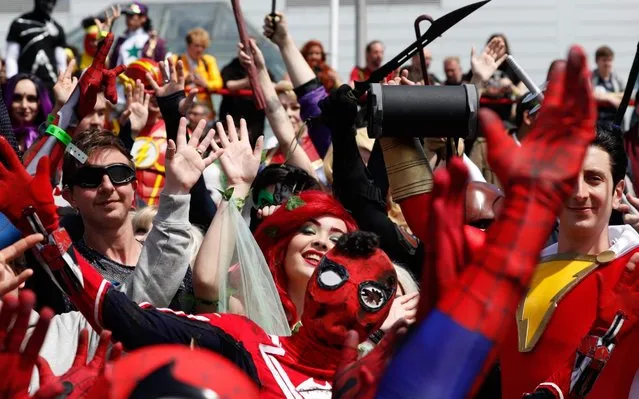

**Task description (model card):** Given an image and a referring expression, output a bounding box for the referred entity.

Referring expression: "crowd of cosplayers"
[1,0,639,397]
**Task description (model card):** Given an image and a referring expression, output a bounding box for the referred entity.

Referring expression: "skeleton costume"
[5,0,66,87]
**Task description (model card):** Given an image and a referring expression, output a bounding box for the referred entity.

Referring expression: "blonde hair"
[186,27,210,48]
[274,80,297,102]
[132,206,157,234]
[394,265,419,295]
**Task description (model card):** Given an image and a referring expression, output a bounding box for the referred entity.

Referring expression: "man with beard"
[349,40,393,86]
[5,0,67,88]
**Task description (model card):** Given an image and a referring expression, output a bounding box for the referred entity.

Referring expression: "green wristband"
[46,124,72,146]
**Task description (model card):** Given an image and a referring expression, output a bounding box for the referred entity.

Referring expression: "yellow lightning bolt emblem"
[135,142,152,167]
[516,253,610,352]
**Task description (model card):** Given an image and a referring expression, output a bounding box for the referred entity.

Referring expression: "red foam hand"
[437,46,596,343]
[77,33,126,120]
[417,157,470,321]
[0,137,58,234]
[0,291,57,399]
[332,321,408,399]
[594,252,639,342]
[37,329,122,398]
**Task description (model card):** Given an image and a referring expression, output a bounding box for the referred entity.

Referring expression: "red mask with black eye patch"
[301,231,397,347]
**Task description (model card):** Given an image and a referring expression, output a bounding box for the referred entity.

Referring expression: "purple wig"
[3,73,53,149]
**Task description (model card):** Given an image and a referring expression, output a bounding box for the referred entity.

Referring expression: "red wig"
[254,190,358,323]
[300,40,338,92]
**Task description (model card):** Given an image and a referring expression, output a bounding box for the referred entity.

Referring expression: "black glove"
[318,84,359,131]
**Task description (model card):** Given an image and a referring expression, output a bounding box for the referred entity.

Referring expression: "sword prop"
[230,0,266,110]
[353,0,492,97]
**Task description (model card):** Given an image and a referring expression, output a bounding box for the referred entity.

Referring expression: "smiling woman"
[3,73,52,152]
[254,190,358,325]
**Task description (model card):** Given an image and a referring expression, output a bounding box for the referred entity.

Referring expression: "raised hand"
[380,292,419,332]
[120,79,150,134]
[470,37,508,84]
[238,40,266,72]
[163,118,223,195]
[0,290,56,398]
[93,5,121,33]
[263,12,289,48]
[618,192,639,231]
[0,137,58,234]
[211,115,264,187]
[52,58,78,109]
[332,321,408,399]
[146,58,185,98]
[0,233,43,297]
[77,33,126,121]
[482,46,596,202]
[37,329,123,398]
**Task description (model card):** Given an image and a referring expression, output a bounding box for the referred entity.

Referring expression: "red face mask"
[301,232,397,346]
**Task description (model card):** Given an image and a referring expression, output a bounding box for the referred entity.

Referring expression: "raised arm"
[120,118,221,308]
[193,115,263,313]
[238,39,317,178]
[263,13,315,88]
[264,12,332,157]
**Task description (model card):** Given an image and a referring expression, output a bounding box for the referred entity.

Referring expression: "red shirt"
[349,66,395,84]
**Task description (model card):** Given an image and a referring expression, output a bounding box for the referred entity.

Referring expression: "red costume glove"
[0,290,60,399]
[37,329,123,399]
[77,33,126,120]
[332,321,408,399]
[0,137,57,234]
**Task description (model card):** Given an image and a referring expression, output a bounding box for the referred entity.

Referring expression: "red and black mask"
[302,231,397,346]
[86,345,259,398]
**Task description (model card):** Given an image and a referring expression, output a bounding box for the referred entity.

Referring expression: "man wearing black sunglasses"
[58,119,221,312]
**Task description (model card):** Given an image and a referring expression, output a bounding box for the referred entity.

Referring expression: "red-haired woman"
[300,40,340,93]
[253,190,357,324]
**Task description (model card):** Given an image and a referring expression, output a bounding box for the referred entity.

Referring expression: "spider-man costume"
[366,45,598,398]
[0,142,397,399]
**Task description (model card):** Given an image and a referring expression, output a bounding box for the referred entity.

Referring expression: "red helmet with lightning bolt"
[120,58,161,92]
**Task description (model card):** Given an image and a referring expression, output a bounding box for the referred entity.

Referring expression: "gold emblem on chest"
[516,252,612,352]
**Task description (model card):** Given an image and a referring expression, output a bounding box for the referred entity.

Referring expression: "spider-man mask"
[302,231,397,346]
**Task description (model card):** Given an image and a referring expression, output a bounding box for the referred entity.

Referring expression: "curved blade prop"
[354,0,491,95]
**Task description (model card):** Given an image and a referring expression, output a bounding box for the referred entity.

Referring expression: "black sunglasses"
[70,163,136,188]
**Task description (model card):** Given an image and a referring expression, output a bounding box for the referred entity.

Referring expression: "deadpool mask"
[302,231,397,346]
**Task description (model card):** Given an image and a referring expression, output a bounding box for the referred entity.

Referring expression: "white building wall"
[0,0,636,86]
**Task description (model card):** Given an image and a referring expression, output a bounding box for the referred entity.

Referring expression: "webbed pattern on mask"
[302,231,397,347]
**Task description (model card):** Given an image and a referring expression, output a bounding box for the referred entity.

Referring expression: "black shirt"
[219,58,269,141]
[6,10,66,86]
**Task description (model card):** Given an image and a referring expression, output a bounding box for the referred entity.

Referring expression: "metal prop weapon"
[506,55,544,102]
